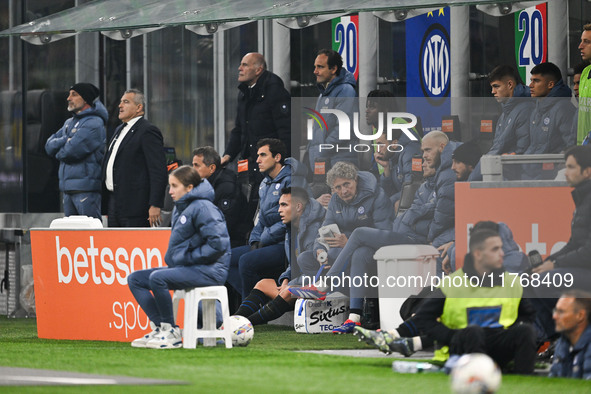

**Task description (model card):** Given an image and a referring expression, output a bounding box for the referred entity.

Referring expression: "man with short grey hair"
[102,89,168,227]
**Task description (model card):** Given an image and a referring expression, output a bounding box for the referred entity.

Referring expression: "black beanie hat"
[452,142,482,168]
[70,83,99,106]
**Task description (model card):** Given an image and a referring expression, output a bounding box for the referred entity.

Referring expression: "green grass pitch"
[1,317,590,393]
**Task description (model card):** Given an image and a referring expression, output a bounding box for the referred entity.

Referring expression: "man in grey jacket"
[525,62,576,154]
[488,65,533,155]
[307,49,358,171]
[45,83,107,219]
[233,187,325,325]
[470,65,533,181]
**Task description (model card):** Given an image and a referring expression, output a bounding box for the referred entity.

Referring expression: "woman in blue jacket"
[127,165,231,349]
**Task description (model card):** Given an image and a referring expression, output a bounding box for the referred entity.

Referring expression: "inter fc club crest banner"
[332,15,359,80]
[405,7,451,133]
[514,3,548,84]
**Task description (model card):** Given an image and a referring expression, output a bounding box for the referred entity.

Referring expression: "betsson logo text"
[55,235,164,285]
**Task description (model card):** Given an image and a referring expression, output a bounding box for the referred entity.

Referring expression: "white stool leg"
[183,289,198,349]
[218,287,233,348]
[202,299,217,347]
[182,286,233,349]
[172,290,185,324]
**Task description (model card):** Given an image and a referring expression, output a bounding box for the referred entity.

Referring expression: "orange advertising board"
[455,182,574,268]
[480,120,493,133]
[30,229,172,342]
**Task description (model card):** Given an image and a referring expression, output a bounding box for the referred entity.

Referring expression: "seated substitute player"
[292,161,393,330]
[226,138,292,299]
[367,90,421,204]
[234,187,325,325]
[290,132,460,332]
[290,159,437,332]
[525,62,576,154]
[355,229,537,374]
[487,64,533,155]
[128,165,231,349]
[296,160,392,272]
[450,141,481,182]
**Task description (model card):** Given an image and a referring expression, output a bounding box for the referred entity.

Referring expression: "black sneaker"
[388,337,415,357]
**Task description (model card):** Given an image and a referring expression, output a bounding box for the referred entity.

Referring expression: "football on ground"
[450,353,502,394]
[224,315,254,347]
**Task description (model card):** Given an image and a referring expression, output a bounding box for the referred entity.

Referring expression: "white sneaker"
[146,322,183,349]
[131,322,160,348]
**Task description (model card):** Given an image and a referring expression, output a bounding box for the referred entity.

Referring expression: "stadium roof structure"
[0,0,540,44]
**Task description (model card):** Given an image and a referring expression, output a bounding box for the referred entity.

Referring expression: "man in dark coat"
[534,146,591,276]
[221,52,291,175]
[529,145,591,339]
[102,89,168,227]
[192,146,251,247]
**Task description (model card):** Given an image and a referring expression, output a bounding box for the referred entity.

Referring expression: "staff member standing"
[102,89,167,227]
[45,82,107,219]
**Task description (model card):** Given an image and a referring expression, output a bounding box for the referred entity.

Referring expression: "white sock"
[387,329,400,338]
[348,313,361,323]
[412,336,423,351]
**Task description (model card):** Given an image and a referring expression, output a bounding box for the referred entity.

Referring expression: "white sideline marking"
[4,376,117,385]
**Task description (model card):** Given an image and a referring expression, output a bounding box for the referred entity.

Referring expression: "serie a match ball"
[224,315,254,347]
[450,353,502,394]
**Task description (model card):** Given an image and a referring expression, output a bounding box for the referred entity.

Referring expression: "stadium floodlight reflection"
[276,13,344,29]
[101,28,163,40]
[373,8,437,23]
[185,21,250,36]
[475,1,540,17]
[20,33,77,45]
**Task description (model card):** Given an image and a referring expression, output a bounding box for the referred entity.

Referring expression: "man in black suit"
[103,89,168,227]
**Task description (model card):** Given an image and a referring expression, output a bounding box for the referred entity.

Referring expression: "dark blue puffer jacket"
[279,197,326,283]
[165,181,231,283]
[429,141,461,247]
[249,158,292,246]
[315,171,393,251]
[381,130,422,202]
[45,100,108,192]
[392,175,437,243]
[308,68,358,168]
[488,84,533,155]
[525,79,576,154]
[550,325,591,379]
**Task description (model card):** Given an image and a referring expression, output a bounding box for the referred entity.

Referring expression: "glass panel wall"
[376,18,406,97]
[103,37,127,135]
[0,0,75,212]
[0,0,22,212]
[145,26,215,165]
[1,0,590,213]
